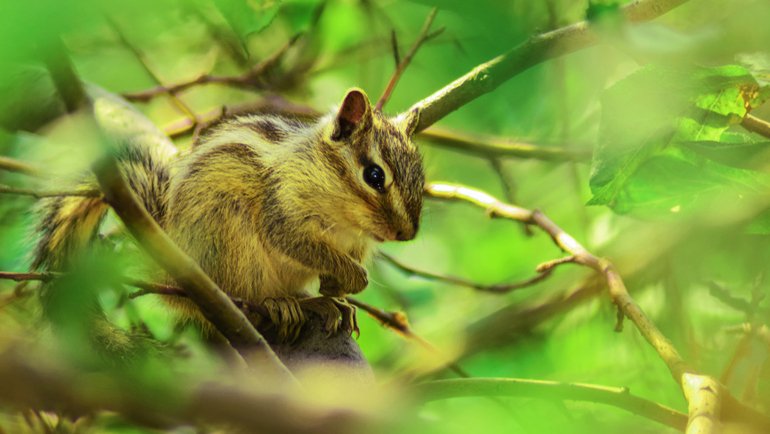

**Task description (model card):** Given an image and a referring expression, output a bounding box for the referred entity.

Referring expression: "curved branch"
[378,251,575,293]
[0,185,100,199]
[425,182,770,432]
[375,8,441,111]
[0,157,41,177]
[419,128,589,162]
[0,349,361,434]
[86,88,293,381]
[415,378,687,431]
[123,34,301,102]
[407,0,692,132]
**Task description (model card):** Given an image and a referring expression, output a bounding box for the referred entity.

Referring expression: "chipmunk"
[33,89,424,343]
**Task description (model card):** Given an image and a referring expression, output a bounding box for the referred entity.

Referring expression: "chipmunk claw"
[300,296,359,338]
[261,296,306,343]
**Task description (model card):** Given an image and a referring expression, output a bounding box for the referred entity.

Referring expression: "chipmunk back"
[34,88,424,340]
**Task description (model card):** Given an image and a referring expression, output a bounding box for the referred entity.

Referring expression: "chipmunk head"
[321,88,424,242]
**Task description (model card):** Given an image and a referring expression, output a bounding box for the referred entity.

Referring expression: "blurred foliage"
[1,0,770,433]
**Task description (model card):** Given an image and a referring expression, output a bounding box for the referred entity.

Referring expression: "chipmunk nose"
[395,222,418,241]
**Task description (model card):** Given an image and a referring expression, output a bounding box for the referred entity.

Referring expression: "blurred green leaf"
[280,0,323,33]
[589,64,769,213]
[212,0,281,49]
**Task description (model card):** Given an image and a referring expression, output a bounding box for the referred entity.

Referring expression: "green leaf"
[281,0,322,33]
[589,64,768,212]
[614,147,770,216]
[212,0,281,47]
[680,139,770,170]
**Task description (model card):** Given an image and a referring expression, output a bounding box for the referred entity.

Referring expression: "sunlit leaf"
[589,64,769,213]
[212,0,281,50]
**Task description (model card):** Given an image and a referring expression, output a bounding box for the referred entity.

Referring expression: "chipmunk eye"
[363,164,386,192]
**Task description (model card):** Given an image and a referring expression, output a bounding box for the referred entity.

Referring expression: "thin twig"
[162,100,589,164]
[375,8,441,111]
[378,251,574,294]
[0,157,42,177]
[108,18,199,124]
[407,0,692,132]
[84,88,294,380]
[424,181,770,432]
[419,128,589,162]
[43,36,87,113]
[0,185,101,199]
[93,152,293,380]
[347,297,470,378]
[123,35,302,102]
[415,378,688,431]
[390,30,401,66]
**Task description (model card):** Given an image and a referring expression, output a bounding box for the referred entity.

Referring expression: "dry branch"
[93,152,292,381]
[0,157,41,177]
[0,185,101,199]
[163,99,584,163]
[406,0,692,132]
[419,128,589,162]
[376,8,441,111]
[416,378,688,431]
[108,18,198,125]
[424,182,770,432]
[0,348,363,434]
[378,251,575,294]
[122,35,301,102]
[742,114,770,139]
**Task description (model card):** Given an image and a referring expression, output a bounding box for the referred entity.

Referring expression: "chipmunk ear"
[331,88,372,141]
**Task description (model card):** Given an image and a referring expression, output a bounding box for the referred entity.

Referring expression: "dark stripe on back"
[248,119,287,143]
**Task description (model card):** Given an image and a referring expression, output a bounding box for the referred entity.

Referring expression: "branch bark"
[425,182,770,432]
[375,8,441,111]
[0,157,41,177]
[419,128,589,162]
[741,114,770,139]
[415,378,688,431]
[379,251,575,293]
[0,348,362,434]
[93,148,292,381]
[0,185,100,199]
[407,0,692,132]
[86,88,294,381]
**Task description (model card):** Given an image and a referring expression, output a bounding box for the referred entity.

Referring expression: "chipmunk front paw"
[261,296,306,343]
[319,267,368,297]
[300,296,359,337]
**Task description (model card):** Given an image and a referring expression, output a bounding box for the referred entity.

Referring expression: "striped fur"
[34,88,424,331]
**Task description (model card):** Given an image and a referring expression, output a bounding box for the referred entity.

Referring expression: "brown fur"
[34,89,425,330]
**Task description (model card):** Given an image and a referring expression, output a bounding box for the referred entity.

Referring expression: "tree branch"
[0,157,42,177]
[741,114,770,139]
[407,0,692,132]
[0,185,101,199]
[347,297,471,378]
[375,8,441,111]
[415,378,687,431]
[92,152,292,380]
[424,182,770,432]
[419,128,590,162]
[0,348,362,434]
[378,251,575,294]
[122,34,302,102]
[43,37,87,113]
[682,374,721,434]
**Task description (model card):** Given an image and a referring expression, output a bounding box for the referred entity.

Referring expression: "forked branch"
[406,0,692,132]
[425,182,770,432]
[376,8,442,111]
